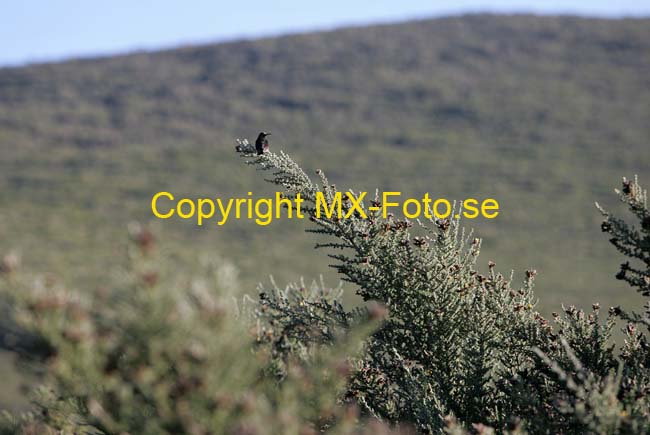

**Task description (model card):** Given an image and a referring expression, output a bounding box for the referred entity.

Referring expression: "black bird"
[255,132,271,155]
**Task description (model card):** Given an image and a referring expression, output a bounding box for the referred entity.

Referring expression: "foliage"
[237,145,650,433]
[0,139,649,433]
[597,176,650,297]
[0,224,386,434]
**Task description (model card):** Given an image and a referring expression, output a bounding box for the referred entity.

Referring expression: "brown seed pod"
[413,236,427,247]
[622,179,633,194]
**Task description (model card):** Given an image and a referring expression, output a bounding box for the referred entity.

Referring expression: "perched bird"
[255,132,271,155]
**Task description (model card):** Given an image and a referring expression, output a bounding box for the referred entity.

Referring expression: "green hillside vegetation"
[0,13,648,372]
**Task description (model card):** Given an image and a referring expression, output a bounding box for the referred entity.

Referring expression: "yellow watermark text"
[151,191,499,226]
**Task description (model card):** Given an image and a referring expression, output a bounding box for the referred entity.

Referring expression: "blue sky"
[3,0,649,66]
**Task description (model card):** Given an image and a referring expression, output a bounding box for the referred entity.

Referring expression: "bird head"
[259,131,271,137]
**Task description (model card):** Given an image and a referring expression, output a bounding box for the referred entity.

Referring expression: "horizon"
[3,1,650,68]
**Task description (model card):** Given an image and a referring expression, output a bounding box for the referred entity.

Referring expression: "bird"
[255,132,271,155]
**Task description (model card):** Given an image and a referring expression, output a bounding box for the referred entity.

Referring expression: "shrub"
[238,142,649,433]
[0,224,381,434]
[0,143,648,434]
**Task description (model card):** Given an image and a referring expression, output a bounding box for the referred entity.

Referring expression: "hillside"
[1,13,649,323]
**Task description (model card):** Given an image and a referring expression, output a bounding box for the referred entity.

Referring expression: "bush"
[0,144,649,434]
[0,224,381,434]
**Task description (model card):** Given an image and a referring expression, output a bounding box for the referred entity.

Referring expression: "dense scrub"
[0,146,648,434]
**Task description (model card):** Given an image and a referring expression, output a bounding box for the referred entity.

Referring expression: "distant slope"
[0,14,649,316]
